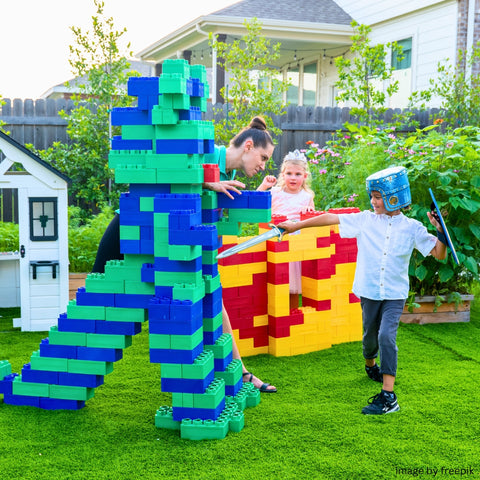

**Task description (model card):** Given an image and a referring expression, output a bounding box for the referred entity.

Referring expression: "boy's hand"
[277,220,298,234]
[257,175,277,191]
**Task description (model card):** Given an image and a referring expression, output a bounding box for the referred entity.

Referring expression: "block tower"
[0,59,272,440]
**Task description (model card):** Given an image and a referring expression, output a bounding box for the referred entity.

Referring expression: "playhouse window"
[29,197,58,241]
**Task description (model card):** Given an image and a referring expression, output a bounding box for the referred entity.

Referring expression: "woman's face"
[241,139,275,177]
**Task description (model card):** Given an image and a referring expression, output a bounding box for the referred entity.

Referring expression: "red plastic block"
[302,298,332,311]
[202,164,220,182]
[267,239,289,252]
[267,262,289,284]
[349,293,360,303]
[302,258,334,279]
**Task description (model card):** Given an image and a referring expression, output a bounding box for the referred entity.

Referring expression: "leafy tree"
[32,0,137,217]
[335,21,403,127]
[209,18,290,188]
[408,42,480,129]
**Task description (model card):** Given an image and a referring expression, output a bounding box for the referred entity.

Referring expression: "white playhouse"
[0,131,70,331]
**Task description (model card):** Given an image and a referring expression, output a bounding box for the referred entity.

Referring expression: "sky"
[0,0,235,100]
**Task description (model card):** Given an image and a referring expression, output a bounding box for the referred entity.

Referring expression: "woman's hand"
[203,180,246,199]
[257,175,277,191]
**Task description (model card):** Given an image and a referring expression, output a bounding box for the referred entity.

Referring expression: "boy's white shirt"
[338,211,437,300]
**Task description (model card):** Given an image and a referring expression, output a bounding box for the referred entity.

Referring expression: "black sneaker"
[362,391,400,415]
[365,364,383,383]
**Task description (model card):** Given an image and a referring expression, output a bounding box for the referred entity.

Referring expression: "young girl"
[258,150,315,309]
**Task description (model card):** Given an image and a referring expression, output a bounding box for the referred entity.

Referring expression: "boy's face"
[370,191,400,216]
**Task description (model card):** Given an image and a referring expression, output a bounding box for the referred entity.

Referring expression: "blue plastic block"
[179,107,201,121]
[171,299,202,322]
[76,288,116,307]
[161,370,214,394]
[203,288,223,318]
[57,315,96,334]
[57,372,104,388]
[120,239,141,254]
[169,225,218,247]
[150,343,203,365]
[76,346,123,362]
[203,325,223,345]
[130,184,170,197]
[40,340,78,359]
[112,136,152,151]
[149,317,203,335]
[114,293,153,309]
[154,256,202,273]
[225,378,243,397]
[154,193,201,214]
[214,352,233,372]
[21,364,58,384]
[3,394,40,407]
[148,297,170,320]
[111,107,150,126]
[141,263,155,283]
[39,398,86,410]
[202,263,218,277]
[95,320,142,336]
[154,286,174,298]
[127,77,159,96]
[201,209,220,223]
[0,373,18,395]
[191,78,204,97]
[204,139,214,154]
[140,225,154,240]
[217,191,248,208]
[120,193,140,212]
[137,94,160,111]
[140,239,154,254]
[247,190,271,209]
[120,211,154,227]
[156,139,204,155]
[168,210,202,230]
[172,398,225,421]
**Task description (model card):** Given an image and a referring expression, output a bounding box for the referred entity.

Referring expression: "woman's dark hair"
[230,116,274,149]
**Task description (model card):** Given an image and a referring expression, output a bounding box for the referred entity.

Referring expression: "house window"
[392,38,412,70]
[286,67,299,104]
[29,197,58,241]
[303,63,317,106]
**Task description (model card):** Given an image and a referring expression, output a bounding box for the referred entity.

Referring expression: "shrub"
[0,222,19,252]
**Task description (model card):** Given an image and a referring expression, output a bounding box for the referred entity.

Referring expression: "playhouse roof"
[0,130,71,184]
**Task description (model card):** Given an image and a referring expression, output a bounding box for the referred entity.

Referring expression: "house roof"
[0,130,71,184]
[210,0,352,25]
[138,0,354,67]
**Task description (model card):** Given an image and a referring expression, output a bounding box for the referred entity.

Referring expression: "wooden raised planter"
[400,295,474,325]
[69,273,88,300]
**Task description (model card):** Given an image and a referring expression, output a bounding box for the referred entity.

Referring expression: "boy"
[278,166,447,414]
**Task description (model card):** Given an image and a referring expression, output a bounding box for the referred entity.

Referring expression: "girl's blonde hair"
[276,150,315,197]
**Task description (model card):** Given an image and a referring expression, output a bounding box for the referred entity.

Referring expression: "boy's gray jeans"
[360,297,406,377]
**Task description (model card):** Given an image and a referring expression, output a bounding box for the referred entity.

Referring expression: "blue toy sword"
[217,224,285,259]
[429,188,459,265]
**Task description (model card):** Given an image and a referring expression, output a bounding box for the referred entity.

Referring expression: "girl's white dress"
[271,187,315,294]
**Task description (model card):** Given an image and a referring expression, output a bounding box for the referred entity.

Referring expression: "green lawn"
[1,302,479,480]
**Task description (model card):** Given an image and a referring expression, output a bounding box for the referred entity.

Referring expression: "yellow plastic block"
[239,262,267,275]
[253,314,268,327]
[268,337,292,357]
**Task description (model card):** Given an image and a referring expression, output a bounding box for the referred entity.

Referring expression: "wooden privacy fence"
[1,98,439,168]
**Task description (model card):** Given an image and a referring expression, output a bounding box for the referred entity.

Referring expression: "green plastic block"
[246,386,261,408]
[180,418,229,440]
[153,241,170,258]
[182,350,214,379]
[203,274,221,294]
[160,363,183,379]
[204,333,232,359]
[168,244,202,261]
[105,307,148,323]
[0,360,12,378]
[49,326,87,346]
[228,208,272,223]
[85,273,125,294]
[30,350,68,372]
[172,281,206,303]
[67,359,114,376]
[121,124,155,140]
[171,325,203,351]
[193,378,225,409]
[203,311,222,333]
[105,260,143,283]
[191,96,207,112]
[155,406,180,430]
[12,376,49,397]
[49,384,95,401]
[159,74,187,94]
[190,64,207,82]
[139,196,155,212]
[150,106,179,125]
[202,249,217,265]
[86,333,132,349]
[229,410,245,433]
[162,59,190,76]
[124,280,155,296]
[172,392,194,408]
[115,165,157,184]
[67,301,106,320]
[120,225,140,240]
[154,166,204,184]
[123,254,155,268]
[201,190,218,210]
[145,153,200,170]
[170,184,203,194]
[148,333,171,349]
[154,270,202,287]
[154,213,169,228]
[216,218,241,236]
[109,150,149,169]
[214,359,242,385]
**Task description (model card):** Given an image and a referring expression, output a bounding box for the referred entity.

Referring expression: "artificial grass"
[1,305,480,480]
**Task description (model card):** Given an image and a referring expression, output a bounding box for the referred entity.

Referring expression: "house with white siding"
[137,0,479,108]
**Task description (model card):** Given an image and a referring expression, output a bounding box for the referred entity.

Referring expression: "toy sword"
[429,188,459,265]
[217,224,285,259]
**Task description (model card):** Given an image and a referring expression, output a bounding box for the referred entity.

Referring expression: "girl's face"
[282,163,308,194]
[241,140,275,177]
